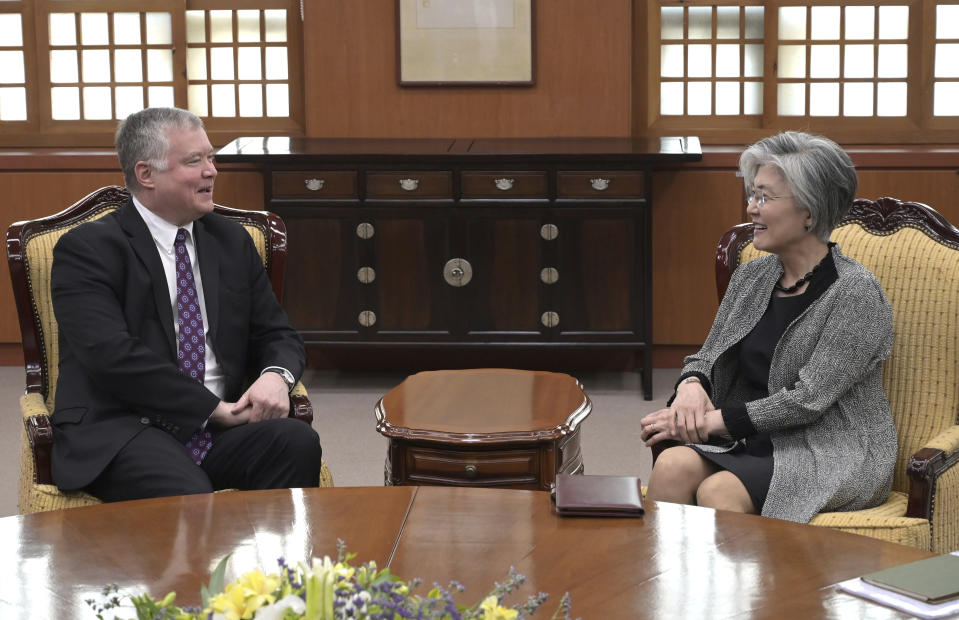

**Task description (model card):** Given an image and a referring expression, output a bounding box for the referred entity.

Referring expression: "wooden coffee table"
[374,369,592,490]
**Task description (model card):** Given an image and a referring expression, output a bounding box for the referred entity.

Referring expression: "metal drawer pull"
[357,267,375,284]
[356,222,374,239]
[399,178,419,191]
[494,178,515,190]
[304,178,325,191]
[443,258,473,287]
[590,178,610,191]
[540,223,558,241]
[541,311,560,328]
[358,310,376,327]
[541,267,559,285]
[464,464,478,478]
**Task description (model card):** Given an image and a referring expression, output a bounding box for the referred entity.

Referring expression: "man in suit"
[50,107,322,502]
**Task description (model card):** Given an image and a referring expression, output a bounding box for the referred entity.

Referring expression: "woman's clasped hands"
[641,379,716,447]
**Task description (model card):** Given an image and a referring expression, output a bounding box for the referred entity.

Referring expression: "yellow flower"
[208,570,280,619]
[238,569,280,609]
[478,595,518,620]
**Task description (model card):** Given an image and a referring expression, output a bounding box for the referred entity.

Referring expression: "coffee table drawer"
[367,171,452,199]
[405,446,539,486]
[557,170,645,198]
[272,171,357,199]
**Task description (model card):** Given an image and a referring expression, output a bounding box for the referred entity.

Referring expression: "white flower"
[253,594,306,620]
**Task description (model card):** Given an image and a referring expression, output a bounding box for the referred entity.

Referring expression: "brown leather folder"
[551,473,644,517]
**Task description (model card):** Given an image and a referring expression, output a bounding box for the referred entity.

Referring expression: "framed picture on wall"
[397,0,535,86]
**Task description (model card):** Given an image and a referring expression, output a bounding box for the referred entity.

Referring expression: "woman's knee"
[695,472,756,513]
[653,446,705,478]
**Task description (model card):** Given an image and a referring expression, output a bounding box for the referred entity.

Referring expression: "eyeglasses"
[746,188,792,209]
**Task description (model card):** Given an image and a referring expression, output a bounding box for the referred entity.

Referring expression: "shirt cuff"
[719,401,758,439]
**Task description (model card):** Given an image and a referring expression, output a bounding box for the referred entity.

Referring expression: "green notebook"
[861,554,959,604]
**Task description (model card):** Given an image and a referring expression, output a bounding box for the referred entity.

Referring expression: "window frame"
[0,0,304,147]
[646,0,959,144]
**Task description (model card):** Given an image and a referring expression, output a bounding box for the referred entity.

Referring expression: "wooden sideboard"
[216,137,702,399]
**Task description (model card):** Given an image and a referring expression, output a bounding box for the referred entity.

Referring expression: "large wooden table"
[2,486,931,619]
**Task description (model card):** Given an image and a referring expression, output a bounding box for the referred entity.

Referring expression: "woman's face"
[747,164,812,255]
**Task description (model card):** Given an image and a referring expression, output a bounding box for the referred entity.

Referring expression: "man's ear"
[134,160,155,189]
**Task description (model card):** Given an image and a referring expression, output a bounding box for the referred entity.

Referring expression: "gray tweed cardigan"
[682,244,897,523]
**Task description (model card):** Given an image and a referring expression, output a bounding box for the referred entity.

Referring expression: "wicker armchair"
[716,196,959,552]
[7,185,333,514]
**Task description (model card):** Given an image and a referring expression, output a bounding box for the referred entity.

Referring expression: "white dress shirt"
[132,196,226,400]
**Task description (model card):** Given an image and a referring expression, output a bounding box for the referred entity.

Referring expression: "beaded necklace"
[775,248,831,294]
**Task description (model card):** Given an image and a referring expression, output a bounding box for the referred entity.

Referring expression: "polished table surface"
[3,486,932,619]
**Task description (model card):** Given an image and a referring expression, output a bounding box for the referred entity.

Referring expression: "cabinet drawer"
[405,446,539,485]
[272,171,357,199]
[367,171,452,199]
[461,171,548,199]
[557,171,645,198]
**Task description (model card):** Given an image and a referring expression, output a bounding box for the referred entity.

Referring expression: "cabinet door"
[273,206,362,340]
[458,207,545,339]
[366,207,454,339]
[551,206,644,342]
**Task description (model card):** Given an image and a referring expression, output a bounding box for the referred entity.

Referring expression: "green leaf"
[201,554,232,607]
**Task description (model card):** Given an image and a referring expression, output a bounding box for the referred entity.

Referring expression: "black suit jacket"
[49,201,305,490]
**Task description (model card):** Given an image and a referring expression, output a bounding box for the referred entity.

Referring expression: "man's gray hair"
[739,131,857,243]
[115,107,204,190]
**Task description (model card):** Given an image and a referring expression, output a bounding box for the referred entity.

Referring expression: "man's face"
[146,126,217,226]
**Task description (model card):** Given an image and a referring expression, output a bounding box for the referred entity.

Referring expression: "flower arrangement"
[87,540,574,620]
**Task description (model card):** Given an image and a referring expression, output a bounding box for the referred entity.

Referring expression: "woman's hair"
[115,107,204,190]
[739,131,857,242]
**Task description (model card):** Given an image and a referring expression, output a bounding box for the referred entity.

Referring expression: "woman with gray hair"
[640,131,897,523]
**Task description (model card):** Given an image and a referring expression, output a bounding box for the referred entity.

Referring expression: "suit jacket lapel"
[117,201,177,358]
[194,217,221,349]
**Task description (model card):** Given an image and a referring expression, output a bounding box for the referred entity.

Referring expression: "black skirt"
[691,434,774,511]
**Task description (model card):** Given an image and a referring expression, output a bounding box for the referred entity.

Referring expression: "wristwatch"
[262,366,295,393]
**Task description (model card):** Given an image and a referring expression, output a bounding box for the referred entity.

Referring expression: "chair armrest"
[21,392,54,485]
[906,424,959,519]
[290,381,313,425]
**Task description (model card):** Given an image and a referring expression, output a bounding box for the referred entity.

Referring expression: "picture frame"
[396,0,536,86]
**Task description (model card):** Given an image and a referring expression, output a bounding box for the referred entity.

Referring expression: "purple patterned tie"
[175,228,213,465]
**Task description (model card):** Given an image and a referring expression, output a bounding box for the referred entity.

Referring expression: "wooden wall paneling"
[651,169,744,346]
[856,170,959,227]
[303,1,633,138]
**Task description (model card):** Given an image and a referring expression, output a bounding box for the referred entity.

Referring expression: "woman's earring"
[805,223,812,232]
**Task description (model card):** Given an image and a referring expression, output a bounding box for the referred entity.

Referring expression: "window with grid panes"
[934,2,959,116]
[659,4,765,117]
[0,8,29,123]
[775,3,910,118]
[0,0,302,145]
[651,1,959,142]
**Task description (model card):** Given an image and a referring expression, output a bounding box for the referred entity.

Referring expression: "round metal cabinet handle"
[357,267,376,284]
[356,222,375,239]
[304,178,325,191]
[541,311,560,328]
[540,223,559,241]
[464,464,478,478]
[443,258,473,287]
[590,178,611,191]
[541,267,559,285]
[358,310,377,327]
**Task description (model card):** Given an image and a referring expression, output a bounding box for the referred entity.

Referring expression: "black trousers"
[86,417,322,502]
